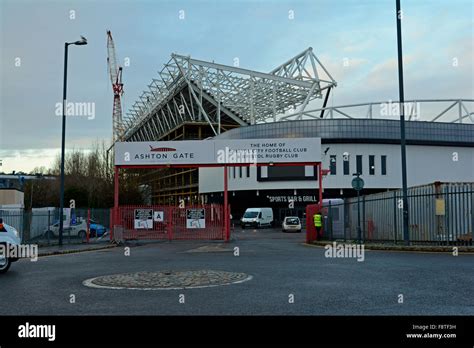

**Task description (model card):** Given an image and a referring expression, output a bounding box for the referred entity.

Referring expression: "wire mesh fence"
[0,208,111,245]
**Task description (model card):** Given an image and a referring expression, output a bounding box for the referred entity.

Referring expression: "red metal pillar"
[318,163,323,209]
[112,166,119,241]
[224,166,229,241]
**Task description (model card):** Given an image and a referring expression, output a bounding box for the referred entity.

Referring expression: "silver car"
[282,216,302,233]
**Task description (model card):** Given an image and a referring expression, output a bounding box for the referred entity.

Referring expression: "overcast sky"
[0,0,473,173]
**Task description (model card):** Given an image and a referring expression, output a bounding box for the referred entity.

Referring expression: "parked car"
[241,208,273,228]
[43,218,107,239]
[89,220,108,237]
[0,223,21,274]
[43,218,87,239]
[282,216,302,233]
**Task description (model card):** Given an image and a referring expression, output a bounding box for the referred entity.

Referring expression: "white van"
[240,208,273,229]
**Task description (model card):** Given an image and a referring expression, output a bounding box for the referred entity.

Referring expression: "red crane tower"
[107,30,124,142]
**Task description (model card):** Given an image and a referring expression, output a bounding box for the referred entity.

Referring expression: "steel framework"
[280,99,474,123]
[121,47,336,141]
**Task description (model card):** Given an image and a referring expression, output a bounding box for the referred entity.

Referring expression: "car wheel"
[0,252,11,274]
[44,230,54,239]
[78,230,87,239]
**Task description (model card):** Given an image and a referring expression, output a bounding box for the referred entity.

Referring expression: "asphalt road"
[1,228,473,315]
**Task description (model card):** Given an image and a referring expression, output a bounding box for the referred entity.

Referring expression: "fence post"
[393,191,398,244]
[471,183,474,245]
[444,185,450,246]
[434,182,442,244]
[168,206,173,242]
[47,210,51,245]
[109,208,113,241]
[362,195,366,243]
[86,209,90,243]
[343,199,347,242]
[328,200,333,240]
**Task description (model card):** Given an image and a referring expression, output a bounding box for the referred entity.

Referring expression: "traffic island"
[83,270,253,290]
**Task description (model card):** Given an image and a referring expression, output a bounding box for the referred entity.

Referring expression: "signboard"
[63,208,71,228]
[70,209,77,225]
[186,209,205,229]
[134,209,153,229]
[115,138,321,166]
[351,177,364,191]
[435,199,445,216]
[153,211,164,222]
[267,195,317,203]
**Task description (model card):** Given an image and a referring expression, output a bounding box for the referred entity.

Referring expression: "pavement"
[1,227,473,315]
[37,240,116,257]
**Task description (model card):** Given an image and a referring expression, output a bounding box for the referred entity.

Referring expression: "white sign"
[63,208,71,228]
[154,211,164,222]
[115,138,321,166]
[186,209,205,229]
[134,209,153,229]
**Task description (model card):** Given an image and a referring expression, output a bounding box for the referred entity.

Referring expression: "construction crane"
[106,30,124,142]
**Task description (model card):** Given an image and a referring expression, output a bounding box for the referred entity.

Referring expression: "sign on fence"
[134,209,153,229]
[153,211,164,222]
[186,209,205,229]
[63,208,71,228]
[435,199,445,216]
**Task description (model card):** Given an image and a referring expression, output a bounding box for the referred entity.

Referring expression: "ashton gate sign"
[115,138,321,166]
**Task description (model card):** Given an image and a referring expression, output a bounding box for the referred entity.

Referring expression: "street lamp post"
[396,0,410,245]
[58,36,87,246]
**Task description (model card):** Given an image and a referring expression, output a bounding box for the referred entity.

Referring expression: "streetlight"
[396,0,410,245]
[58,36,87,246]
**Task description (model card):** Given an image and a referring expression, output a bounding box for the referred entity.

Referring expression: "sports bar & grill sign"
[115,138,321,165]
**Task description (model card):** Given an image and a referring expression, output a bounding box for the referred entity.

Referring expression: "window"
[239,166,242,178]
[356,155,363,175]
[369,155,375,175]
[343,157,350,175]
[233,167,236,179]
[330,155,337,175]
[381,155,387,175]
[246,166,250,178]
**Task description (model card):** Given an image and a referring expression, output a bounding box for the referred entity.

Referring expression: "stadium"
[119,47,474,220]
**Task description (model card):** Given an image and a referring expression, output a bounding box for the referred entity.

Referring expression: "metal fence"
[0,207,111,245]
[114,204,226,241]
[322,182,473,245]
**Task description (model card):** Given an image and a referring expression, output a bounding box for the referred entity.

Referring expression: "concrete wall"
[199,144,474,193]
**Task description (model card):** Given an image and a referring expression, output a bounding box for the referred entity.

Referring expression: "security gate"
[115,204,226,241]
